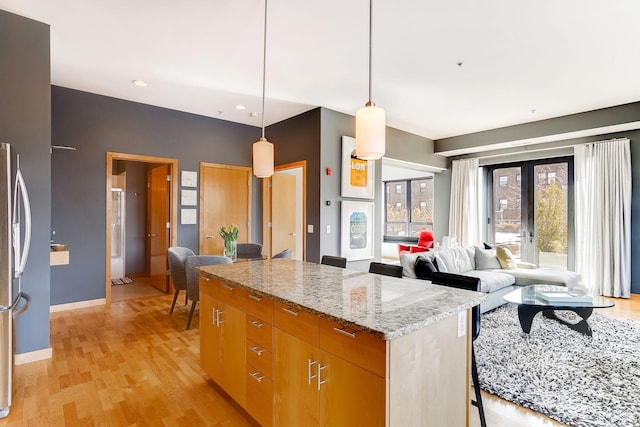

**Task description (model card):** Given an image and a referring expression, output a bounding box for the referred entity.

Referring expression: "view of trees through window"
[384,177,434,239]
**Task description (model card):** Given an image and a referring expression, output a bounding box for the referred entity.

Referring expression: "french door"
[485,158,574,270]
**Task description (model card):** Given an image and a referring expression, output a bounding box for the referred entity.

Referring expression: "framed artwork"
[181,170,198,187]
[341,136,375,199]
[340,200,374,261]
[181,208,197,225]
[181,189,197,206]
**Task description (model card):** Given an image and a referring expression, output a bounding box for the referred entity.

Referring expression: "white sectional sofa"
[400,245,582,313]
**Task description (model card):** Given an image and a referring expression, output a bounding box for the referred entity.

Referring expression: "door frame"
[105,152,178,305]
[262,160,306,259]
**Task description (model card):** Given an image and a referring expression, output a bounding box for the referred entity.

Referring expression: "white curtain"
[449,158,482,248]
[574,138,631,297]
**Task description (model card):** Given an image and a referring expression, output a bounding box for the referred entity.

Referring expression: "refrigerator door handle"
[11,292,30,319]
[13,169,31,278]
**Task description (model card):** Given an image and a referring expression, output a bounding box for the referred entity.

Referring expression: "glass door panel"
[491,167,522,260]
[533,163,568,270]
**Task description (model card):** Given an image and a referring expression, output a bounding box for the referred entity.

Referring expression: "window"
[499,199,508,210]
[499,176,508,187]
[516,174,521,185]
[384,176,434,240]
[547,172,556,185]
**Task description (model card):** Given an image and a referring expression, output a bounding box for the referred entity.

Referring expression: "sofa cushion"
[400,251,435,279]
[502,268,582,287]
[415,257,438,280]
[496,246,518,269]
[463,270,515,293]
[474,245,501,270]
[434,246,474,274]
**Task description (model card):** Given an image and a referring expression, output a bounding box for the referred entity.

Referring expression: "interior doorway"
[105,152,178,305]
[262,161,306,260]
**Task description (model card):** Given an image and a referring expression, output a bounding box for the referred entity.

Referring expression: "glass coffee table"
[503,284,614,337]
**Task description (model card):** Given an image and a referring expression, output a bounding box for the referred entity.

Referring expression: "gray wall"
[437,105,640,294]
[0,10,51,353]
[51,86,262,305]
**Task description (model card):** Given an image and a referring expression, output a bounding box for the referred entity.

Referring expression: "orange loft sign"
[350,156,368,188]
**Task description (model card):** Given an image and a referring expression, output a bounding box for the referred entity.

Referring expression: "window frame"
[383,176,434,243]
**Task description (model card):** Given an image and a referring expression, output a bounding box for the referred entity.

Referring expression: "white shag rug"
[475,305,640,427]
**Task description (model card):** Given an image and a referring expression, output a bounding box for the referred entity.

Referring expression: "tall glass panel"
[492,167,522,260]
[385,181,408,237]
[534,162,568,269]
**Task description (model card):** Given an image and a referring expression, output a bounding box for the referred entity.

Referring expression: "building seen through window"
[384,176,434,239]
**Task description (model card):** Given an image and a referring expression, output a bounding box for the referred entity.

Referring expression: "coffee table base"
[517,305,594,336]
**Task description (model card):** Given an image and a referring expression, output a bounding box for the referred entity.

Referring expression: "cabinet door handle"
[249,371,265,383]
[317,363,327,390]
[223,285,234,291]
[215,309,224,327]
[249,346,264,356]
[211,307,216,325]
[249,320,263,329]
[248,294,262,302]
[281,307,299,317]
[333,327,356,339]
[307,359,317,385]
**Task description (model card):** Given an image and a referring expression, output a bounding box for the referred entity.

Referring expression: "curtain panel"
[449,158,481,248]
[574,138,631,298]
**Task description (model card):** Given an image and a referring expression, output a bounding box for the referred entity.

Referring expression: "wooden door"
[318,350,385,427]
[273,329,319,426]
[200,290,221,380]
[200,163,251,255]
[219,302,247,406]
[148,164,169,292]
[272,173,297,258]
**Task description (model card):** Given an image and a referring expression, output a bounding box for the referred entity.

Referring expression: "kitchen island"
[198,258,485,427]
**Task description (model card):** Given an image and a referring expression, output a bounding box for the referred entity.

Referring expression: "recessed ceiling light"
[235,104,246,110]
[132,80,148,87]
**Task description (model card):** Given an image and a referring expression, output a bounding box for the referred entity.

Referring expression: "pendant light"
[253,0,274,178]
[355,0,385,160]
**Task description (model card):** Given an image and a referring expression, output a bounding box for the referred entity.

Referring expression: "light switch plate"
[307,224,314,233]
[457,311,467,337]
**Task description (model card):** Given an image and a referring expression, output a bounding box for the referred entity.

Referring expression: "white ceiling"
[2,0,640,141]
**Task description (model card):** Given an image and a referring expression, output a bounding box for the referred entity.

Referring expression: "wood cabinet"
[199,277,247,406]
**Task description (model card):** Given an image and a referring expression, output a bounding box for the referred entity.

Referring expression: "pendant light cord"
[261,0,268,139]
[368,0,372,105]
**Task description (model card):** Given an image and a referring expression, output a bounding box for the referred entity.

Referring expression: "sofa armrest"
[516,262,536,269]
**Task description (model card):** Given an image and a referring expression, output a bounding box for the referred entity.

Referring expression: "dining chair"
[272,248,292,259]
[236,243,263,259]
[167,246,195,314]
[431,272,486,427]
[184,255,233,329]
[320,255,347,268]
[368,262,403,278]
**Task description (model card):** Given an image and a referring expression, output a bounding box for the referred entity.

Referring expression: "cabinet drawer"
[246,368,273,427]
[217,282,246,309]
[273,301,319,345]
[246,292,273,321]
[319,318,387,377]
[247,314,273,351]
[199,274,218,299]
[247,340,272,378]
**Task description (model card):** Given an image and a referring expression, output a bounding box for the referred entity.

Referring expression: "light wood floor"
[1,294,637,426]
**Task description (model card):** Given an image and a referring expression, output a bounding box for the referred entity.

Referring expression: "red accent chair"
[398,231,434,255]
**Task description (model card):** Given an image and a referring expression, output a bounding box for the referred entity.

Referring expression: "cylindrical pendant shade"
[355,104,386,160]
[253,137,274,178]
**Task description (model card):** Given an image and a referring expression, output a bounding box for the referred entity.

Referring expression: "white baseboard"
[15,347,52,365]
[50,298,106,313]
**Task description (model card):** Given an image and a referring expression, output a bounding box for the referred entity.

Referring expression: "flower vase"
[224,239,237,261]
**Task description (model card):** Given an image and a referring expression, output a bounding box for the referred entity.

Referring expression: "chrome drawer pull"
[215,309,224,327]
[223,285,234,291]
[203,277,210,282]
[333,327,356,339]
[248,294,262,302]
[249,320,263,328]
[307,359,317,385]
[249,372,265,383]
[281,307,299,317]
[317,364,327,390]
[250,346,264,356]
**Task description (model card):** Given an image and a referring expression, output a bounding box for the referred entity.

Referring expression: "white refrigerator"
[0,143,31,418]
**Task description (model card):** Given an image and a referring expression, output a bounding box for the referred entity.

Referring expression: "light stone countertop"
[198,258,486,340]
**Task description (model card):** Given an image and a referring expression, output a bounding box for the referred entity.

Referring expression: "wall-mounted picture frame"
[181,170,198,188]
[341,136,375,199]
[340,200,374,261]
[181,189,197,206]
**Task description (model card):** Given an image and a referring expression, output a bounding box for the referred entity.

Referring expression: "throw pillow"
[496,246,517,269]
[483,242,496,249]
[433,253,448,273]
[415,257,438,280]
[474,245,501,270]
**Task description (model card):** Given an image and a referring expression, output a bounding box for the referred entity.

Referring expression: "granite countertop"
[198,258,486,340]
